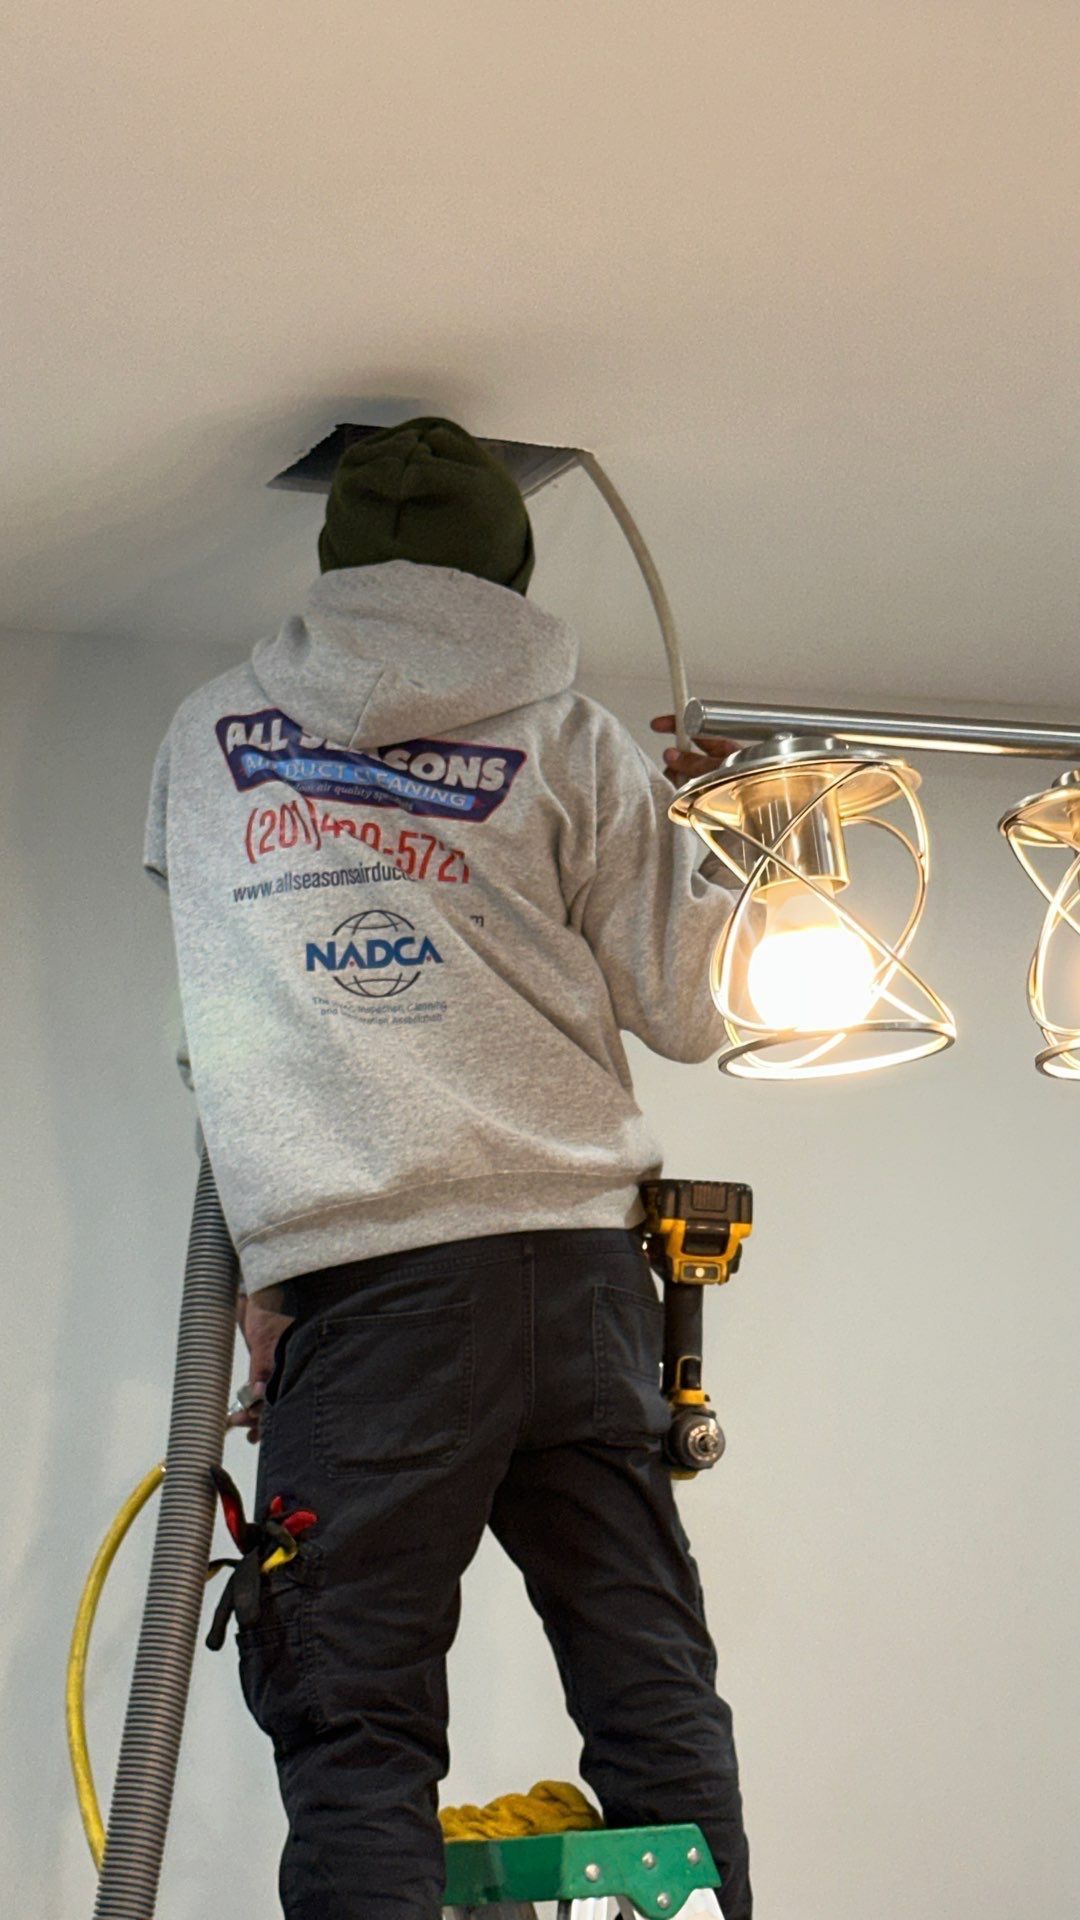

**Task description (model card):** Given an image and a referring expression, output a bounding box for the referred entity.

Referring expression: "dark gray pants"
[240,1227,752,1918]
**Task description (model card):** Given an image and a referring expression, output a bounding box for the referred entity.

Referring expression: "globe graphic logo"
[331,908,425,1000]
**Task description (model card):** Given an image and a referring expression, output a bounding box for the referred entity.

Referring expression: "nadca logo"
[306,907,444,1000]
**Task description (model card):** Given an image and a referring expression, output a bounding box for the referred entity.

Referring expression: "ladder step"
[441,1824,720,1918]
[444,1894,723,1920]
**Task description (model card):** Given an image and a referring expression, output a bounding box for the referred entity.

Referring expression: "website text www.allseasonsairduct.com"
[231,862,445,903]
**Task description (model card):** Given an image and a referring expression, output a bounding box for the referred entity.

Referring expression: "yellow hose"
[439,1778,601,1840]
[67,1461,166,1868]
[67,1458,299,1870]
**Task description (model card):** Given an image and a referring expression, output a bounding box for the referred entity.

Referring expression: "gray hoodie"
[145,560,735,1294]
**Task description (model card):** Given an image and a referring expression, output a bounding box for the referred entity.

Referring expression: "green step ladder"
[443,1822,723,1918]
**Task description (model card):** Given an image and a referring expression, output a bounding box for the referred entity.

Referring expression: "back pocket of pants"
[593,1283,669,1442]
[313,1304,474,1474]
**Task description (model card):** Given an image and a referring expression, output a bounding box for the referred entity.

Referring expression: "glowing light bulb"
[747,912,877,1032]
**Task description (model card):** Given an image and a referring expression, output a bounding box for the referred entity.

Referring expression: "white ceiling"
[3,2,1078,712]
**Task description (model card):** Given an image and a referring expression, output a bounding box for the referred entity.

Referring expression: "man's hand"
[229,1286,296,1445]
[650,713,742,788]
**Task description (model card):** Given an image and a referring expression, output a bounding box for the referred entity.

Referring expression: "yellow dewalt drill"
[639,1178,753,1477]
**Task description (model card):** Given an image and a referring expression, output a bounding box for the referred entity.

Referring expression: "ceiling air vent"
[268,424,583,499]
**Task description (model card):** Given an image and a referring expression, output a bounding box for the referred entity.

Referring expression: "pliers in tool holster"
[205,1464,317,1650]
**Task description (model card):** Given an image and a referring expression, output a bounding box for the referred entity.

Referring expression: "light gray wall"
[2,632,1076,1918]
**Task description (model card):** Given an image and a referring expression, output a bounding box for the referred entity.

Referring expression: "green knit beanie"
[317,416,535,595]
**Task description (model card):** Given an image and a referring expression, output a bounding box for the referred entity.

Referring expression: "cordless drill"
[639,1179,753,1477]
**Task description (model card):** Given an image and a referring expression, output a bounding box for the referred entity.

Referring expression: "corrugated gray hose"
[93,1148,238,1920]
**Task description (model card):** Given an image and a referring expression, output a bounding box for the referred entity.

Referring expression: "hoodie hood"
[251,559,578,750]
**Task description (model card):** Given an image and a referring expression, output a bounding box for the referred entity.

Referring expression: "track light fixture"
[673,699,1080,1082]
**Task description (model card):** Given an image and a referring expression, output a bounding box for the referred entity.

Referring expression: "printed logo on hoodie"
[216,709,526,823]
[306,907,444,1001]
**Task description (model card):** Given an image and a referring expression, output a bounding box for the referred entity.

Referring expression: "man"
[145,416,751,1918]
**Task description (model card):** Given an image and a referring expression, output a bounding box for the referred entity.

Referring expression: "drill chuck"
[665,1402,727,1473]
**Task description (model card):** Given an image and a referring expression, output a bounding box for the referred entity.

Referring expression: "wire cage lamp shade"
[999,769,1080,1078]
[670,736,957,1080]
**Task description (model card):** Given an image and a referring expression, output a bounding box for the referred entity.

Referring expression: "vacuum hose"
[91,1149,238,1920]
